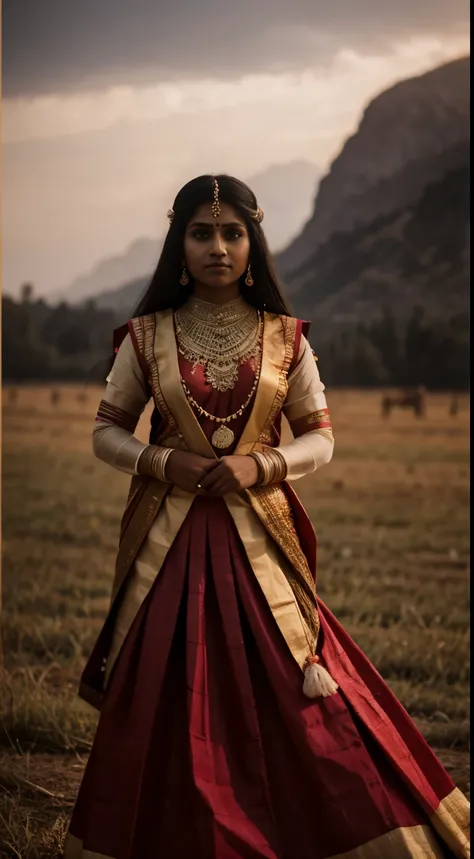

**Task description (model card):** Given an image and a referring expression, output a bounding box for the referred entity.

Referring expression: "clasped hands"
[165,450,259,496]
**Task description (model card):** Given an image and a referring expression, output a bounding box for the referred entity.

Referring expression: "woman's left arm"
[250,336,335,484]
[199,337,334,495]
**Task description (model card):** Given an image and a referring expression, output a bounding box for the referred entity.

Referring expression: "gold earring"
[180,267,189,286]
[245,264,254,287]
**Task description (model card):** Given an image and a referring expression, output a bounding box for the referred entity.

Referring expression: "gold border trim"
[430,788,470,857]
[246,484,319,648]
[152,310,216,458]
[236,312,288,455]
[64,818,466,859]
[329,823,448,858]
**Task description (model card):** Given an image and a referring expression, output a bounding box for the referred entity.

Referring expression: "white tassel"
[303,656,339,699]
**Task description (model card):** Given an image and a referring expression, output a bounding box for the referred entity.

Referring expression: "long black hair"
[132,174,293,317]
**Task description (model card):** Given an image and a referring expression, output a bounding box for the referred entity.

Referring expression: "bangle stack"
[249,448,288,486]
[137,445,173,483]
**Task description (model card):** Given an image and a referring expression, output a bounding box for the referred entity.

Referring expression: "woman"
[64,175,469,859]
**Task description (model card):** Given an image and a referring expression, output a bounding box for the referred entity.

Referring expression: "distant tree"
[55,324,91,356]
[370,305,401,380]
[1,293,469,389]
[21,282,34,303]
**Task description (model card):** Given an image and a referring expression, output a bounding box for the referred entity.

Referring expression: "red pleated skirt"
[68,497,453,858]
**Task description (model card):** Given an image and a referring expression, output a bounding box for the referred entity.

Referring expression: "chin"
[201,273,238,288]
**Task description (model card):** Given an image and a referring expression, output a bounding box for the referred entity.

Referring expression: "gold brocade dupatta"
[120,309,320,667]
[235,314,320,650]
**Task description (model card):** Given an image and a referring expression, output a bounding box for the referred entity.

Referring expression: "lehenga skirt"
[64,496,469,859]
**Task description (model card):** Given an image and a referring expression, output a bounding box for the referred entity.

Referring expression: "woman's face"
[183,202,251,291]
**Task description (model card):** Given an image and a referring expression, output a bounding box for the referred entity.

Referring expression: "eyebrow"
[187,221,246,229]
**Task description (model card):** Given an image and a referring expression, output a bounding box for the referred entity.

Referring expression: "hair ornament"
[166,192,263,225]
[251,207,264,224]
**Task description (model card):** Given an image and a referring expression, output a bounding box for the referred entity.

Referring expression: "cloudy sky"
[2,0,469,297]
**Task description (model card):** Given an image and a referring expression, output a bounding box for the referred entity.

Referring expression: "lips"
[206,263,231,269]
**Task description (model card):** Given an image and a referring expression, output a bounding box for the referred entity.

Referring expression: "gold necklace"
[175,296,260,392]
[180,317,263,449]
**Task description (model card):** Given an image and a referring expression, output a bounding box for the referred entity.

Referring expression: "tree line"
[2,289,469,390]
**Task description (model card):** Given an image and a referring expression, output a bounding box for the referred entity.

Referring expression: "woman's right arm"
[93,333,217,490]
[92,333,172,481]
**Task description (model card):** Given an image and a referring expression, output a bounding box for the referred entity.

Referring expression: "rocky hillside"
[277,57,470,327]
[287,142,469,326]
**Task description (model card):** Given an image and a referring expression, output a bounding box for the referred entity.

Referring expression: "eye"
[226,230,244,240]
[191,229,210,240]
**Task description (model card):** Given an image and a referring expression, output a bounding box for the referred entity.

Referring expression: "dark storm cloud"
[3,0,469,97]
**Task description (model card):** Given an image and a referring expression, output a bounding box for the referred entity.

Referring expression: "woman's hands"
[165,450,219,494]
[164,452,259,496]
[198,455,259,496]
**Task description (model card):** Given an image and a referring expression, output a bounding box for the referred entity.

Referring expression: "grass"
[0,384,470,856]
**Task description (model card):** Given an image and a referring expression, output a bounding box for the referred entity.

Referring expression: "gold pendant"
[211,424,235,449]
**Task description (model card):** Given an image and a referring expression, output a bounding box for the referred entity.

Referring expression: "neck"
[192,281,242,305]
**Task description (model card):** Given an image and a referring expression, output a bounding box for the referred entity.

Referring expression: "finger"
[200,464,225,490]
[201,458,220,471]
[206,477,236,497]
[195,460,221,485]
[202,473,227,495]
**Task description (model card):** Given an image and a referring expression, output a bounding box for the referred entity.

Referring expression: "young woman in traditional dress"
[64,175,469,859]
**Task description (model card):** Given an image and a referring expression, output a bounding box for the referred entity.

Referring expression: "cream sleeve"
[92,333,152,475]
[278,336,334,481]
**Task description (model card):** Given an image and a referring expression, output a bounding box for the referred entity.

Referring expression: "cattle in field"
[381,386,427,418]
[449,395,459,417]
[50,389,61,407]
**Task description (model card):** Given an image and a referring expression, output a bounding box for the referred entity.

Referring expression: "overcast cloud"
[2,1,469,298]
[3,0,469,96]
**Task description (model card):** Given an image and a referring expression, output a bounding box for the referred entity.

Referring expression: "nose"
[210,233,228,257]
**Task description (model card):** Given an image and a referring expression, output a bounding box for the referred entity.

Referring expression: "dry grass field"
[0,384,470,857]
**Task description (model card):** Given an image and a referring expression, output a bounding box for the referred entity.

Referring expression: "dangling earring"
[180,267,189,286]
[245,264,254,287]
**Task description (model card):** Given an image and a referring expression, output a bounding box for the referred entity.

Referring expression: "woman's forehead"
[190,201,244,223]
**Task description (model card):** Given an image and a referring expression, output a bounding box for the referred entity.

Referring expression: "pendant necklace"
[177,305,263,449]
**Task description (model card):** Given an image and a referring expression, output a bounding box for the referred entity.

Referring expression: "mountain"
[246,160,321,253]
[276,57,470,329]
[59,160,320,311]
[54,237,164,305]
[288,147,469,326]
[94,275,149,315]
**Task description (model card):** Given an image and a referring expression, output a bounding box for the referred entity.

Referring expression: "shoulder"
[263,312,310,336]
[127,309,174,349]
[263,313,312,373]
[128,309,172,330]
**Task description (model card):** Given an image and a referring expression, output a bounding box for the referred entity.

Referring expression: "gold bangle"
[137,445,172,483]
[248,452,265,485]
[249,449,287,486]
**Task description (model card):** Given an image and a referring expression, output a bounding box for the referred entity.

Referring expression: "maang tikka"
[211,179,221,219]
